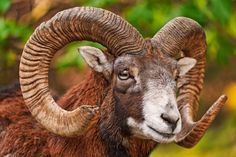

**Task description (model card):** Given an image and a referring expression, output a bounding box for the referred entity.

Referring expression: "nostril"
[175,117,180,124]
[161,113,175,124]
[160,113,179,132]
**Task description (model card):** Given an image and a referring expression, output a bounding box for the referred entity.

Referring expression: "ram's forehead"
[114,55,140,66]
[114,54,177,73]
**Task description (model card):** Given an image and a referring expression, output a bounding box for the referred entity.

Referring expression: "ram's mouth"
[147,125,175,138]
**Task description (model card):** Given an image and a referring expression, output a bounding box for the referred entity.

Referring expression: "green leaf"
[85,0,117,7]
[0,18,9,40]
[206,29,219,61]
[6,50,16,67]
[216,36,233,64]
[210,0,232,24]
[227,14,236,37]
[0,0,11,14]
[180,2,207,25]
[124,2,153,37]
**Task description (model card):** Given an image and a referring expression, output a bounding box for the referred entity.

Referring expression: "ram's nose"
[160,113,180,132]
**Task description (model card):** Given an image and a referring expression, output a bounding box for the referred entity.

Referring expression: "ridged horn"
[176,95,227,147]
[151,17,227,147]
[19,7,144,137]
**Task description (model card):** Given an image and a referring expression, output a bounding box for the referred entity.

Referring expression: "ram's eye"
[118,70,130,80]
[174,76,179,82]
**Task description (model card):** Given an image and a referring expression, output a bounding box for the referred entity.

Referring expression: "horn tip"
[175,94,227,148]
[219,94,228,102]
[207,94,227,115]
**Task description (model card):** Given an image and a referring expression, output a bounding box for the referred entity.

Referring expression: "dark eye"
[174,76,179,81]
[118,70,130,80]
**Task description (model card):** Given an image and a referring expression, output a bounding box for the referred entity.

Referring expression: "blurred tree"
[1,0,236,75]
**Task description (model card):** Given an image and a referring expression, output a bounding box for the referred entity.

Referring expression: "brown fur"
[0,84,50,157]
[0,71,157,157]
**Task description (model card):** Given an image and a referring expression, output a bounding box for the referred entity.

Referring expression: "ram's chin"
[127,117,176,143]
[141,127,176,143]
[130,128,176,143]
[147,132,176,143]
[145,125,176,143]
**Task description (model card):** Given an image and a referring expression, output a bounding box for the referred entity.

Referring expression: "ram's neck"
[49,71,110,156]
[99,125,157,157]
[57,71,110,110]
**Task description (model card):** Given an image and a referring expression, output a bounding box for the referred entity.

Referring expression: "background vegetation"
[0,0,235,156]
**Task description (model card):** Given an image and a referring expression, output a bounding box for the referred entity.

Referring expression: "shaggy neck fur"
[49,71,157,157]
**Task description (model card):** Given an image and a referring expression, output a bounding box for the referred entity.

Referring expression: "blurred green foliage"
[0,0,10,14]
[0,0,236,71]
[123,0,236,64]
[0,0,32,69]
[0,17,32,65]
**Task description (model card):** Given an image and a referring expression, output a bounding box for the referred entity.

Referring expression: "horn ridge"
[20,7,144,137]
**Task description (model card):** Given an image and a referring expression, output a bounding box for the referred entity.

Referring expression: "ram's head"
[19,7,227,148]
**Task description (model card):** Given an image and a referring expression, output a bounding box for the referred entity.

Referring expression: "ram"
[0,7,227,157]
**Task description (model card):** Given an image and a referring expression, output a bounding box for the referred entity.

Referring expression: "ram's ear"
[78,46,113,79]
[177,57,197,76]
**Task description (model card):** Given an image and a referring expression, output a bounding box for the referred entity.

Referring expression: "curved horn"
[176,95,227,147]
[19,7,144,137]
[151,17,227,147]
